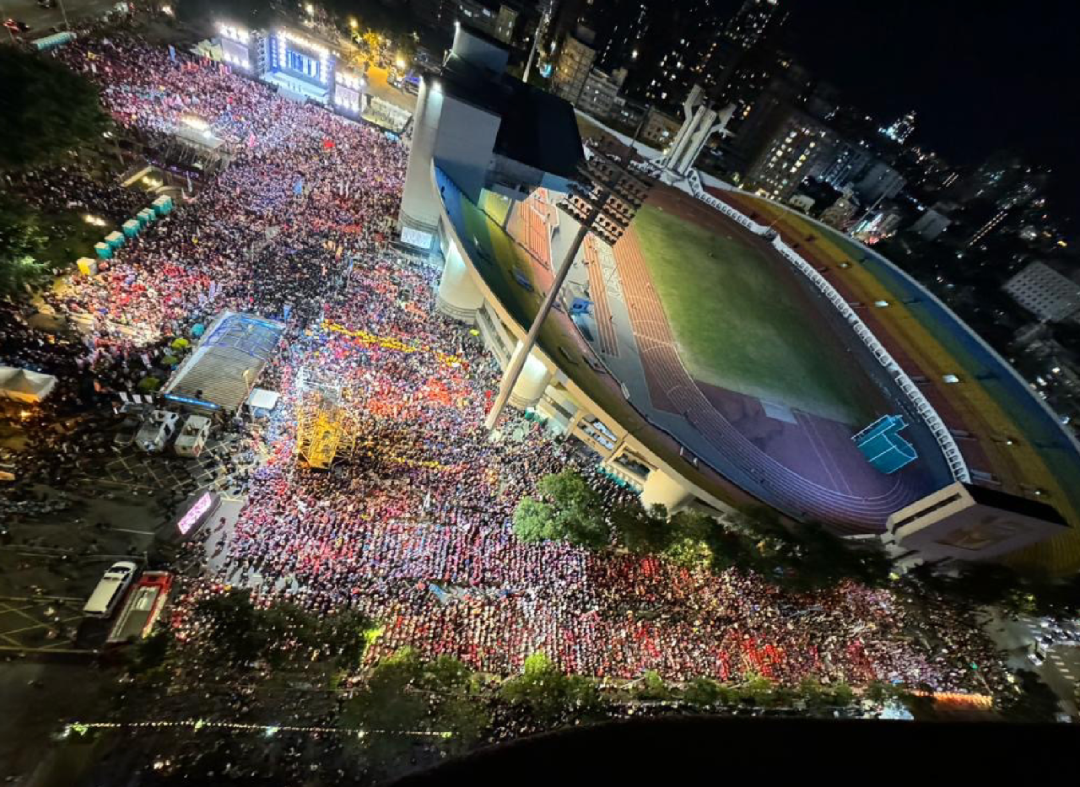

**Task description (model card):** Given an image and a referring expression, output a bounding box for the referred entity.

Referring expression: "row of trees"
[512,469,892,590]
[513,469,1080,614]
[133,588,375,677]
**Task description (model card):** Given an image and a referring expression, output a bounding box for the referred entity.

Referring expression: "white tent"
[0,366,58,403]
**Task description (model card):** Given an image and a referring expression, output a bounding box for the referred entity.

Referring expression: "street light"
[484,152,651,430]
[349,17,358,29]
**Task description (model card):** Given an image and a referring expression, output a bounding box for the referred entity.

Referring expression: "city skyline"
[785,0,1080,223]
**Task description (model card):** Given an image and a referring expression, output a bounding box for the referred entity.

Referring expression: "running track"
[583,235,619,356]
[612,215,931,532]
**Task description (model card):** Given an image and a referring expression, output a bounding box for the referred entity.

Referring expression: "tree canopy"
[190,588,371,671]
[0,47,108,172]
[512,469,611,548]
[499,652,600,724]
[0,198,50,298]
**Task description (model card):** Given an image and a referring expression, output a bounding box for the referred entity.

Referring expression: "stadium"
[388,25,1080,574]
[432,170,1080,572]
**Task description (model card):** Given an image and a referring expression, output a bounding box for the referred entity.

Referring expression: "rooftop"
[439,50,583,180]
[163,312,285,413]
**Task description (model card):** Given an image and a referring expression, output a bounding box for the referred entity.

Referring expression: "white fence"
[681,169,971,483]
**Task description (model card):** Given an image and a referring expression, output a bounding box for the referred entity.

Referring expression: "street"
[1,0,117,34]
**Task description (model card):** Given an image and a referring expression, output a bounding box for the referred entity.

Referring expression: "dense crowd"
[8,33,1011,695]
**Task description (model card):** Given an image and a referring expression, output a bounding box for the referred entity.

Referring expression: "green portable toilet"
[137,208,155,226]
[122,219,140,238]
[105,231,125,250]
[94,242,112,260]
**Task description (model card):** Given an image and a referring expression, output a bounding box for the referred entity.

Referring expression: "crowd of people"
[7,32,1013,696]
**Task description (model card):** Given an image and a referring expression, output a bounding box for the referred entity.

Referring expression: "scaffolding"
[295,380,356,470]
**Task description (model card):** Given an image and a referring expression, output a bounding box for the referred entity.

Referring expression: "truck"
[82,560,139,618]
[174,414,211,457]
[106,571,172,645]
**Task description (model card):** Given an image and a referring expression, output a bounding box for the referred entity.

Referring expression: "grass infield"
[632,204,871,424]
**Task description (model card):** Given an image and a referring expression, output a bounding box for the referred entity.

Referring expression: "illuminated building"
[880,109,916,143]
[553,27,597,102]
[743,107,834,201]
[1003,261,1080,322]
[398,25,582,251]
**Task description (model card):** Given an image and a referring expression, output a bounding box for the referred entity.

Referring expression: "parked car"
[113,414,143,450]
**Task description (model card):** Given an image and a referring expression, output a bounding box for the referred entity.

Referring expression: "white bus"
[82,561,139,618]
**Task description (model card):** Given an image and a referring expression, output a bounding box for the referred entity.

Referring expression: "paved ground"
[2,0,117,35]
[985,610,1080,718]
[0,596,87,652]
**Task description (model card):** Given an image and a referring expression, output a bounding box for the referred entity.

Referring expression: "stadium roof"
[965,483,1068,525]
[163,312,284,413]
[439,51,583,180]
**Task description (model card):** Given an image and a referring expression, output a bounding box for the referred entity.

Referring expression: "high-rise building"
[397,25,582,250]
[449,0,523,45]
[1003,262,1080,322]
[853,160,906,204]
[818,138,875,191]
[552,27,597,102]
[909,206,953,241]
[723,0,786,50]
[880,110,916,144]
[705,0,789,100]
[742,106,834,201]
[576,67,626,117]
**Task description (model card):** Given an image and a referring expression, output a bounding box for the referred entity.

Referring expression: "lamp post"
[57,0,70,32]
[484,152,651,431]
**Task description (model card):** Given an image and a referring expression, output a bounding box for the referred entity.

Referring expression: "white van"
[82,560,138,618]
[174,414,211,457]
[136,410,180,453]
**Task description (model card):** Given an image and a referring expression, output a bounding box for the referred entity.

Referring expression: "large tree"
[343,648,489,759]
[611,502,671,555]
[512,469,611,548]
[500,652,599,725]
[0,198,49,298]
[0,47,108,171]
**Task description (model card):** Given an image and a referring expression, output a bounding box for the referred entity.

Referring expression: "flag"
[168,44,176,62]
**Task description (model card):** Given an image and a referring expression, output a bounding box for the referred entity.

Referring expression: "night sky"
[778,0,1080,222]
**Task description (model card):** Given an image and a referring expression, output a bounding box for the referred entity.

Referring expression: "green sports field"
[632,204,873,424]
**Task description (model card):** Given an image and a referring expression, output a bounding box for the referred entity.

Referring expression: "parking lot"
[81,433,255,497]
[0,595,88,654]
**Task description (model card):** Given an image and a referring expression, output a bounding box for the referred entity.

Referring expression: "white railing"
[679,169,970,483]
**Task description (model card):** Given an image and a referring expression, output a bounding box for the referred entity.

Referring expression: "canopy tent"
[0,367,58,403]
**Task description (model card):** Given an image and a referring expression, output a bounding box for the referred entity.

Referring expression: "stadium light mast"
[485,152,650,431]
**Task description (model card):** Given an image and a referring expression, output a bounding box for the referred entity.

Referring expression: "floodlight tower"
[484,152,651,431]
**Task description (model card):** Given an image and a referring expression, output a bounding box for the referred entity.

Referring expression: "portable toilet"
[137,208,155,226]
[94,242,112,260]
[152,195,173,216]
[76,257,99,276]
[122,219,140,238]
[105,231,125,250]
